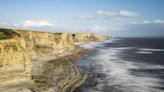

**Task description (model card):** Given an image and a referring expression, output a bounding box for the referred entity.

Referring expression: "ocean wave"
[136,51,153,54]
[138,48,164,52]
[97,48,164,92]
[79,41,164,92]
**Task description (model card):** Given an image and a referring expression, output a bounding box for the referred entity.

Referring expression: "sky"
[0,0,164,37]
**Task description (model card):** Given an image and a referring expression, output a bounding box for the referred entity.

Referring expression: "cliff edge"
[73,33,112,42]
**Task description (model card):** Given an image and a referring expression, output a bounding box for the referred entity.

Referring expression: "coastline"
[0,28,112,92]
[0,48,89,92]
[31,48,89,92]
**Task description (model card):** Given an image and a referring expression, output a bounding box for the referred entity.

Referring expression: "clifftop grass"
[0,28,20,40]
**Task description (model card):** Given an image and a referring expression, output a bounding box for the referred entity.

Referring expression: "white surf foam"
[77,42,104,49]
[114,47,134,50]
[136,51,153,54]
[81,41,164,92]
[138,48,164,52]
[97,48,164,92]
[78,40,112,49]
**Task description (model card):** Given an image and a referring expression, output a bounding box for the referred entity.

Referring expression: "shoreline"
[0,48,89,92]
[0,28,112,92]
[31,48,89,92]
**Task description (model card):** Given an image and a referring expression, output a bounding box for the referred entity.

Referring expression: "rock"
[1,87,33,92]
[0,28,32,74]
[60,33,75,50]
[73,33,112,42]
[16,30,74,57]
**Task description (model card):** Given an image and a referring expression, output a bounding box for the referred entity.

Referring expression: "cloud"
[143,20,151,24]
[77,25,110,34]
[19,20,56,27]
[0,22,15,28]
[153,19,164,24]
[0,22,10,26]
[4,20,56,28]
[113,20,164,37]
[119,11,139,17]
[89,25,109,32]
[0,20,57,32]
[132,21,139,24]
[78,10,140,20]
[133,19,164,24]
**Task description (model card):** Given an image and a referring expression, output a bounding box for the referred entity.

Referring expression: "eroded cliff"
[15,30,75,59]
[0,28,31,73]
[0,28,111,92]
[0,28,77,89]
[73,33,112,42]
[0,28,76,73]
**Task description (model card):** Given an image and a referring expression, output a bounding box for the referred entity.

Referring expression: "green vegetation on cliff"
[0,28,20,39]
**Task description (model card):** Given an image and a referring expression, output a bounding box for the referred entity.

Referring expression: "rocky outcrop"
[31,49,88,92]
[73,33,112,42]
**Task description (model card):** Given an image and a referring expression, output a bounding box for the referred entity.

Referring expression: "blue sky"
[0,0,164,37]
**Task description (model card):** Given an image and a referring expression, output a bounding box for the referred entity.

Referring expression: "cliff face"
[0,29,31,73]
[0,29,111,75]
[73,33,112,42]
[16,30,75,59]
[0,28,112,91]
[0,29,111,73]
[0,28,76,74]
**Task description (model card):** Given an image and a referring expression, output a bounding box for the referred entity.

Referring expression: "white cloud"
[89,25,109,32]
[13,23,20,27]
[78,10,140,20]
[119,11,139,17]
[143,20,151,24]
[0,22,10,26]
[79,25,110,34]
[20,20,56,27]
[132,21,138,24]
[153,19,164,24]
[132,19,164,25]
[0,20,56,31]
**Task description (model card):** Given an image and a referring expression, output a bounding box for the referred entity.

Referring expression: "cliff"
[0,29,111,73]
[0,28,111,92]
[73,33,112,42]
[15,30,75,59]
[0,28,76,73]
[0,28,76,89]
[0,28,31,73]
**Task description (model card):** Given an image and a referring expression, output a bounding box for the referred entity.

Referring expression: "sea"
[75,37,164,92]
